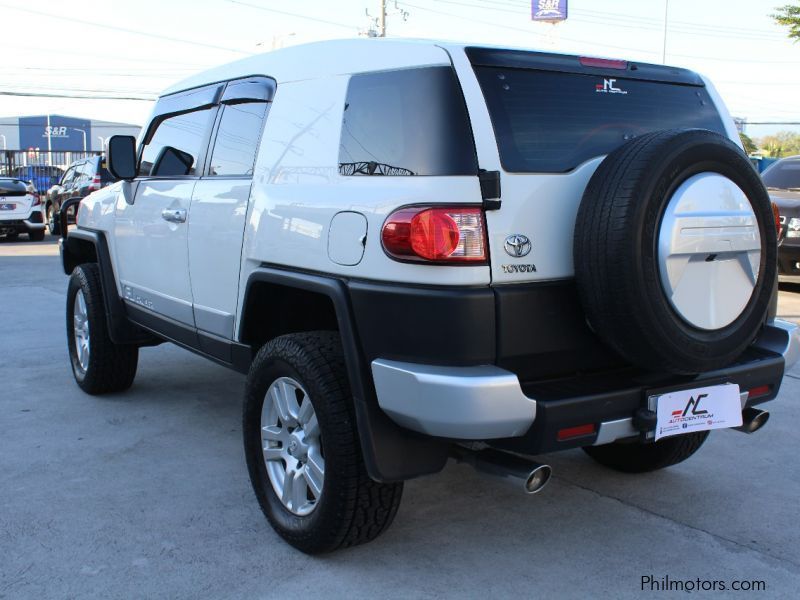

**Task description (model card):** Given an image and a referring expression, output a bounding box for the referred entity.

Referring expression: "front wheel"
[243,332,403,554]
[67,263,138,394]
[583,431,709,473]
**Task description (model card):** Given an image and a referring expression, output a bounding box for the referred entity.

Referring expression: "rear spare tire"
[574,129,776,374]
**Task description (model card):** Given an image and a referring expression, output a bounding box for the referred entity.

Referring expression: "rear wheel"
[67,263,138,394]
[47,203,60,235]
[583,431,709,473]
[243,332,403,554]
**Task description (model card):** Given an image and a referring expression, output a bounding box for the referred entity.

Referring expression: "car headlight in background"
[788,218,800,238]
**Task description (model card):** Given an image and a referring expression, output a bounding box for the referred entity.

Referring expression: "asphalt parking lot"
[2,237,799,599]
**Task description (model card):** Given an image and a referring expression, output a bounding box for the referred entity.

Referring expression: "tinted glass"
[0,178,28,196]
[473,67,726,173]
[208,102,269,176]
[140,108,215,176]
[339,66,477,176]
[762,159,800,189]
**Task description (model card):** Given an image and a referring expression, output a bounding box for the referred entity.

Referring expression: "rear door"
[452,47,729,284]
[188,77,274,340]
[114,85,220,327]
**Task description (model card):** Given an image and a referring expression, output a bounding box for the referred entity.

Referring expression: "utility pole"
[364,1,408,37]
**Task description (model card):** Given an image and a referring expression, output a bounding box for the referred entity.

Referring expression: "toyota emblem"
[504,234,531,258]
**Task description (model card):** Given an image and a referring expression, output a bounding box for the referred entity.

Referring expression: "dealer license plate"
[650,383,742,441]
[0,202,15,210]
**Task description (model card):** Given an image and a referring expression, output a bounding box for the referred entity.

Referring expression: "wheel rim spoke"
[304,447,324,499]
[291,470,308,511]
[72,289,90,372]
[260,376,324,516]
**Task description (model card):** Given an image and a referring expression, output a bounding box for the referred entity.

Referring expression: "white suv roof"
[161,38,559,96]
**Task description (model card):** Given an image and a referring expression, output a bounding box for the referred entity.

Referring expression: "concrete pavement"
[1,237,799,599]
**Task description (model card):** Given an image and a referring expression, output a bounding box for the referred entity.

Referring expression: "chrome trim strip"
[592,418,638,446]
[371,359,536,439]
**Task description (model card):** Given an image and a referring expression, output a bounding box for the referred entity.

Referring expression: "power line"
[0,91,155,101]
[225,0,355,30]
[0,3,251,55]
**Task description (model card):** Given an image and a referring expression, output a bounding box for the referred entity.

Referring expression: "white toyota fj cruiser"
[59,39,799,554]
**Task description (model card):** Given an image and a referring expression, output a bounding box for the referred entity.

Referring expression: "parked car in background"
[762,155,800,283]
[9,165,63,197]
[45,156,113,234]
[0,177,46,241]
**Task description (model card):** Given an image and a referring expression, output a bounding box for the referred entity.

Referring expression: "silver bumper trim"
[753,319,800,370]
[371,359,536,439]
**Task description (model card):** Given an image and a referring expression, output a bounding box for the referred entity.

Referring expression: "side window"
[60,166,76,186]
[338,66,478,176]
[139,108,215,176]
[208,102,269,176]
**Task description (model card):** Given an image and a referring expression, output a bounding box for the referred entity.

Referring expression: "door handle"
[161,208,187,223]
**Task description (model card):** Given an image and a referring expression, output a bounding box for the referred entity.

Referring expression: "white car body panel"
[72,38,743,342]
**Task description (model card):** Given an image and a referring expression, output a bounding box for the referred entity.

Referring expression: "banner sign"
[532,0,568,22]
[19,115,91,152]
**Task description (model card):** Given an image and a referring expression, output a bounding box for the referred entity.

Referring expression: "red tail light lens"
[772,202,781,237]
[31,194,41,206]
[88,175,102,192]
[382,206,487,263]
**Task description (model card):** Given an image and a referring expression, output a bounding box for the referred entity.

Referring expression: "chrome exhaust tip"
[523,464,552,494]
[452,446,552,495]
[734,407,770,434]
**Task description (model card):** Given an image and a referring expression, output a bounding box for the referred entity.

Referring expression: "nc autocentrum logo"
[668,394,714,424]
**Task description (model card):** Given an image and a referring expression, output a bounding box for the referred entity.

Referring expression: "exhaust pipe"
[734,407,770,434]
[452,446,552,495]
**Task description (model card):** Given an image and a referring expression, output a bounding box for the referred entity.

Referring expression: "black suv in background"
[45,156,113,235]
[763,156,800,282]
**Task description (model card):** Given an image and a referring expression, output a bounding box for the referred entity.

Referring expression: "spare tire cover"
[573,129,776,375]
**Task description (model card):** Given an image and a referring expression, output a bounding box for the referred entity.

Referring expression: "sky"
[1,0,798,140]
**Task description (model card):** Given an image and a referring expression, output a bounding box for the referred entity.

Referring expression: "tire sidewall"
[66,268,90,384]
[577,129,777,372]
[243,342,352,546]
[633,136,776,350]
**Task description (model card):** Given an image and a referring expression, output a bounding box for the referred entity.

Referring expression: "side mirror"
[107,135,137,180]
[151,146,194,177]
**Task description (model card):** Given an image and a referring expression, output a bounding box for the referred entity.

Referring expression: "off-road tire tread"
[245,332,402,554]
[67,263,138,394]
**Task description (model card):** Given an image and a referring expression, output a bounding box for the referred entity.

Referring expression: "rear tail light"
[87,175,102,192]
[31,194,41,206]
[382,206,487,263]
[772,202,781,237]
[579,56,628,70]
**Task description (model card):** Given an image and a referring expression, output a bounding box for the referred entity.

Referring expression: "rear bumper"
[371,320,798,449]
[0,212,46,234]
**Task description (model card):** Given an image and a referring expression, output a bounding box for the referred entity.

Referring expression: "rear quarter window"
[338,66,477,176]
[473,67,726,173]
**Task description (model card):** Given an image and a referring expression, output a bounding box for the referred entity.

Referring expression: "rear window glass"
[473,67,726,173]
[762,160,800,189]
[0,179,29,196]
[339,66,477,176]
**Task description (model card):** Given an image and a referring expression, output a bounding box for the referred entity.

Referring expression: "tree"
[739,132,758,155]
[773,3,800,41]
[757,131,800,157]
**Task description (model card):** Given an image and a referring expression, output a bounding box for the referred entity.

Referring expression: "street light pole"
[71,128,87,152]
